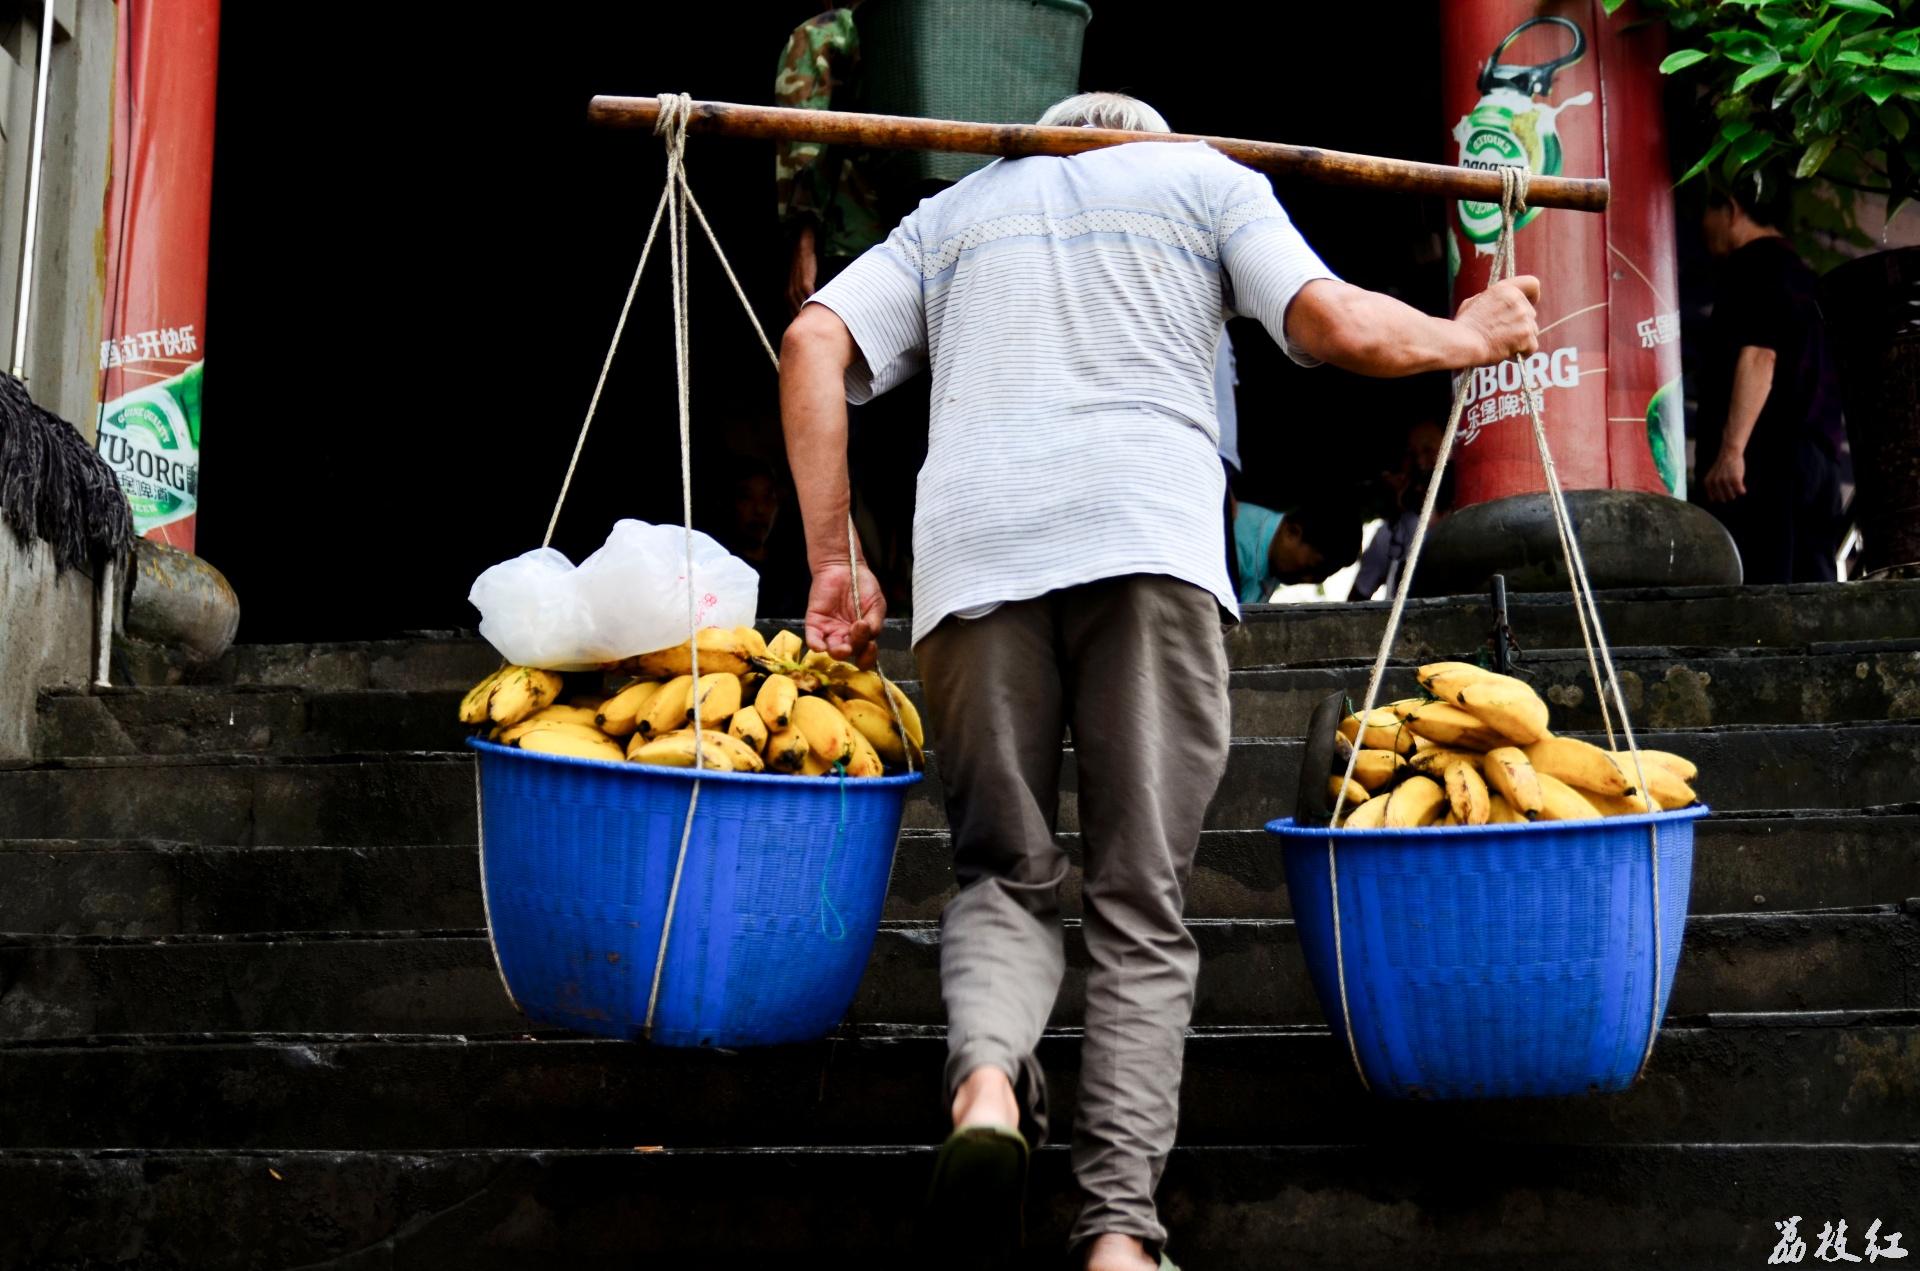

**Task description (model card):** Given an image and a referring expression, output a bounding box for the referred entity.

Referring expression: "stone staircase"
[2,582,1917,1268]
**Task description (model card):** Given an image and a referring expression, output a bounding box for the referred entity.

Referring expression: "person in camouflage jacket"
[776,4,887,314]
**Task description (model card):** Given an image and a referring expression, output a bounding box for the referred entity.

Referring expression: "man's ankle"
[1084,1231,1156,1270]
[950,1063,1020,1130]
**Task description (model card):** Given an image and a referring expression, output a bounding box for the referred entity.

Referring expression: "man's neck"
[1730,220,1785,251]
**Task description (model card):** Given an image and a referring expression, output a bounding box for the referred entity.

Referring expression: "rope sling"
[1325,164,1664,1092]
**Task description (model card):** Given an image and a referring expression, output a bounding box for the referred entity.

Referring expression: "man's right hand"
[1454,275,1542,365]
[787,225,820,316]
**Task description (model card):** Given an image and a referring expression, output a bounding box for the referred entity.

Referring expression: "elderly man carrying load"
[780,92,1542,1271]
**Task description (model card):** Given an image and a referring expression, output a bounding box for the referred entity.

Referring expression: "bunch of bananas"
[457,626,923,778]
[1328,661,1700,829]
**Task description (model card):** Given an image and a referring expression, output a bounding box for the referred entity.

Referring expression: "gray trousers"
[917,574,1231,1253]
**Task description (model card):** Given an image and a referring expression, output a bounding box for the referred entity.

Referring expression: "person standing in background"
[1695,174,1847,584]
[776,2,926,611]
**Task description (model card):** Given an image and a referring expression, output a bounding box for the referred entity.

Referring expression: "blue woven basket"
[1266,807,1706,1099]
[471,738,922,1047]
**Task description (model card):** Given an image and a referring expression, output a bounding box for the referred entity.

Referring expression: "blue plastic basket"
[1266,807,1706,1099]
[470,737,922,1047]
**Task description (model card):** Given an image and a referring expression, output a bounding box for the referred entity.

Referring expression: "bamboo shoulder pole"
[589,95,1609,214]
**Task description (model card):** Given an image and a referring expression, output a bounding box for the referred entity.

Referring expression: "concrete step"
[43,641,1920,758]
[121,582,1920,692]
[2,910,1912,1041]
[4,1143,1912,1269]
[3,723,1917,845]
[3,1012,1910,1151]
[5,809,1915,936]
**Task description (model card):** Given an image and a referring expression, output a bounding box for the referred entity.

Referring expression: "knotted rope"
[519,94,916,1038]
[1323,164,1664,1091]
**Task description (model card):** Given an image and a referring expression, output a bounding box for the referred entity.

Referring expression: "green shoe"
[921,1123,1030,1263]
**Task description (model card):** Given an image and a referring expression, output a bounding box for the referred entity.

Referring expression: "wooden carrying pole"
[588,95,1609,214]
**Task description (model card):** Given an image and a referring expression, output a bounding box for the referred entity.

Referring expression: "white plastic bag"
[469,519,759,669]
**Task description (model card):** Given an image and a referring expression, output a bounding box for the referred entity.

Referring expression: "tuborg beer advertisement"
[1443,0,1686,507]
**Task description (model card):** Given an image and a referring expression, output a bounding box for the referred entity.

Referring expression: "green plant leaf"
[1883,100,1914,138]
[1600,0,1629,12]
[1830,0,1896,16]
[1837,50,1881,64]
[1866,74,1905,102]
[1677,135,1734,185]
[1732,129,1778,164]
[1659,47,1712,73]
[1802,15,1846,60]
[1798,135,1840,176]
[1882,53,1920,69]
[1721,118,1758,140]
[1732,59,1791,92]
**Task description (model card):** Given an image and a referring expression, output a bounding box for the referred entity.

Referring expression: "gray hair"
[1037,92,1171,134]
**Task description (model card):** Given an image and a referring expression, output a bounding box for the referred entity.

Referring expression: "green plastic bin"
[861,0,1093,186]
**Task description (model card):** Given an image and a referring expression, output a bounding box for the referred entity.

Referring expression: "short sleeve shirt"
[1698,237,1845,466]
[808,140,1337,644]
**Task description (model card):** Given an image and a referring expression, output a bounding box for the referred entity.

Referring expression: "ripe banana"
[766,629,804,662]
[595,680,661,737]
[487,667,564,728]
[1350,748,1406,791]
[765,726,810,772]
[734,626,768,659]
[799,747,834,776]
[1486,794,1524,824]
[1586,790,1653,816]
[1422,664,1527,705]
[1444,760,1491,825]
[1636,749,1698,783]
[519,727,625,763]
[639,675,695,737]
[1416,661,1492,694]
[1482,747,1544,820]
[885,681,925,750]
[1400,702,1506,751]
[458,666,511,725]
[1342,792,1392,829]
[1329,775,1371,808]
[1384,775,1448,828]
[1535,772,1605,822]
[707,729,766,773]
[844,727,885,777]
[1407,747,1481,779]
[729,706,769,754]
[691,672,743,729]
[1439,811,1462,827]
[1612,752,1697,809]
[755,674,799,732]
[830,667,890,709]
[497,705,603,744]
[1339,708,1415,755]
[1384,697,1434,721]
[839,697,906,767]
[1455,679,1552,745]
[791,695,854,764]
[625,628,752,680]
[630,728,739,770]
[1523,736,1633,797]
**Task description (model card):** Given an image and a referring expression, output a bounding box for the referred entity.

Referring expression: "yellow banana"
[706,729,766,773]
[497,705,603,744]
[765,726,810,772]
[1486,794,1524,824]
[1456,679,1552,745]
[459,666,512,725]
[625,628,752,680]
[1422,665,1529,705]
[691,673,743,729]
[1636,749,1698,783]
[734,626,768,659]
[1612,752,1698,809]
[839,697,906,767]
[1587,790,1653,816]
[1482,747,1544,820]
[766,629,805,662]
[844,727,885,777]
[1341,792,1392,829]
[568,694,607,713]
[1439,811,1462,827]
[487,667,565,728]
[729,706,769,754]
[1400,702,1506,751]
[1384,697,1434,720]
[1328,776,1371,808]
[1407,747,1481,779]
[1339,709,1415,755]
[519,727,625,763]
[755,674,799,732]
[791,695,854,764]
[1523,736,1633,797]
[830,667,890,709]
[638,675,695,737]
[1384,775,1448,827]
[1350,748,1406,791]
[1536,772,1605,822]
[799,747,834,776]
[629,728,738,770]
[1416,661,1492,693]
[885,681,925,750]
[595,680,661,737]
[1444,760,1491,825]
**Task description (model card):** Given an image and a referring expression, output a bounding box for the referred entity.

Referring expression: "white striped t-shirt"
[809,140,1338,646]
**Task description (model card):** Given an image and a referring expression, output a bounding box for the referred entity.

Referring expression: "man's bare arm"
[1703,344,1776,503]
[1285,277,1542,377]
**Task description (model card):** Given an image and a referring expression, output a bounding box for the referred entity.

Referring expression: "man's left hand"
[805,561,886,668]
[1702,448,1747,503]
